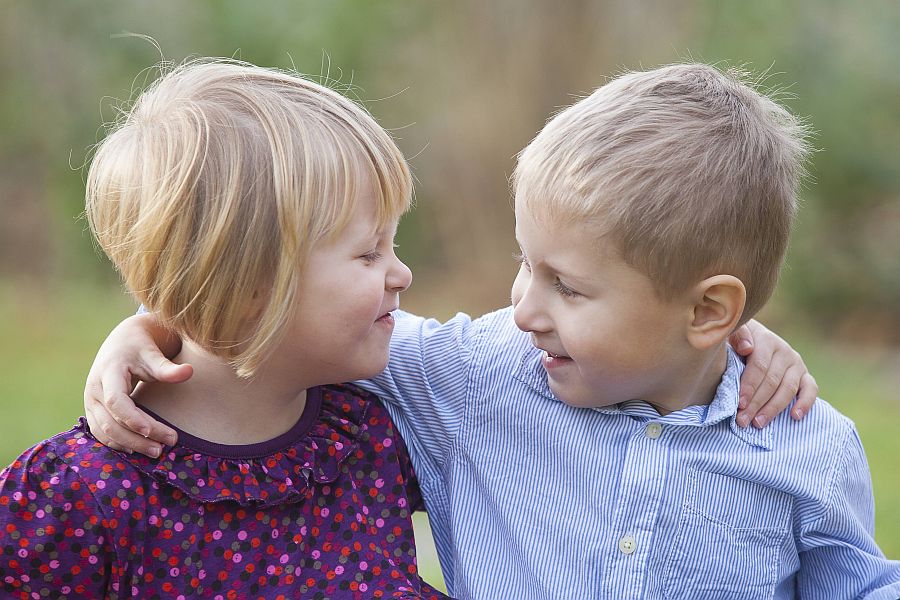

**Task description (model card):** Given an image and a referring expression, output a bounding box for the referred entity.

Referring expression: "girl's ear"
[687,275,746,350]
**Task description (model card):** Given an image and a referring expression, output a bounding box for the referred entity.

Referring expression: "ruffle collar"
[80,383,373,508]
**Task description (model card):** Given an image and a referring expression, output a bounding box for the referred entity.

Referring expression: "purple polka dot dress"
[0,384,449,599]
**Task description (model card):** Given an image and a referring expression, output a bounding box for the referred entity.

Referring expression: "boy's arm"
[354,310,476,474]
[83,313,186,456]
[82,310,817,454]
[797,425,900,599]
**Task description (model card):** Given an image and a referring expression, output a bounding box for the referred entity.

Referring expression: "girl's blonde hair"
[86,59,411,376]
[514,63,810,323]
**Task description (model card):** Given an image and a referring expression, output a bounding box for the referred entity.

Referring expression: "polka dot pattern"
[0,384,448,599]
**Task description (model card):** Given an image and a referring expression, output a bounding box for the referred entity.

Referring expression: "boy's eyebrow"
[515,238,594,286]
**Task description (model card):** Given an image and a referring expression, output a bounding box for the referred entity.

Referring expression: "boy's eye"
[554,279,580,298]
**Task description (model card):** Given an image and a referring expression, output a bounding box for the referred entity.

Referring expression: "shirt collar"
[512,344,773,450]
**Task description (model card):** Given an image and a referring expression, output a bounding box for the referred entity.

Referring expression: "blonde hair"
[86,59,411,376]
[514,63,810,323]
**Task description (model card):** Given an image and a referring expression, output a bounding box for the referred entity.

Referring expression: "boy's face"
[510,203,691,409]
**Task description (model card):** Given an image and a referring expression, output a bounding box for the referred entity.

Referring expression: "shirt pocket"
[663,469,791,600]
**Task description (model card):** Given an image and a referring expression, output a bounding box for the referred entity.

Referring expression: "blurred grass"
[1,283,897,589]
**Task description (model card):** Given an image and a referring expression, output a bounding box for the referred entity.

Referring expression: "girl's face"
[279,186,412,386]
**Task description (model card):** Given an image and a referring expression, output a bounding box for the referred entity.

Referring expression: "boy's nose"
[512,283,550,334]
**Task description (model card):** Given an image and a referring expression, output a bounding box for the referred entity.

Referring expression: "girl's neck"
[133,340,309,445]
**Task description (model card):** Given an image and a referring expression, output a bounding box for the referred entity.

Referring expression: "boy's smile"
[510,203,700,411]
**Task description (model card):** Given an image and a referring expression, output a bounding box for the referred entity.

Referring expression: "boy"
[84,64,898,598]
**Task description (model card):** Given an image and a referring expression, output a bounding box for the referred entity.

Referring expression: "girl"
[0,60,447,599]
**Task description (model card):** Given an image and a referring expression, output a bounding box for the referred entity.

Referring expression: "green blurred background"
[2,0,898,586]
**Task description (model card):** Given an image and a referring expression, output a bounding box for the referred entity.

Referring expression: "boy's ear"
[687,275,746,350]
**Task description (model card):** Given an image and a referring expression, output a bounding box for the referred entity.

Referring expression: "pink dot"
[359,583,368,592]
[266,565,276,576]
[271,528,279,539]
[60,587,71,594]
[335,566,344,575]
[279,554,289,564]
[36,510,45,519]
[382,438,392,447]
[334,442,344,450]
[173,522,183,532]
[212,530,222,540]
[359,561,368,570]
[374,479,384,489]
[49,560,59,569]
[74,529,84,537]
[96,480,106,489]
[320,508,330,517]
[120,500,129,511]
[232,553,242,564]
[122,480,131,488]
[311,550,320,559]
[237,531,247,540]
[88,555,98,565]
[170,568,179,577]
[375,519,384,528]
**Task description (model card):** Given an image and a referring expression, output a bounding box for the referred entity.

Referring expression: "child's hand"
[729,319,817,428]
[83,313,188,457]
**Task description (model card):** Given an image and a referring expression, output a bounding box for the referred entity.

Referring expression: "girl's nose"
[388,255,413,292]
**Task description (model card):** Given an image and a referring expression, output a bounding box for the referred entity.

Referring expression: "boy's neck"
[648,344,729,416]
[133,340,309,445]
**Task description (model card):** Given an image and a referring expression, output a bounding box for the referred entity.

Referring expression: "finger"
[86,398,165,458]
[104,391,178,446]
[737,354,786,428]
[791,373,818,420]
[750,364,803,429]
[728,324,754,356]
[134,349,193,384]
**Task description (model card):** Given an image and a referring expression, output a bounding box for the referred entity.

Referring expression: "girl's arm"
[84,313,818,456]
[729,319,817,427]
[0,444,114,597]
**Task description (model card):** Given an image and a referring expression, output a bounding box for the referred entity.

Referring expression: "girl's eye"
[361,251,383,264]
[554,279,579,298]
[513,251,531,272]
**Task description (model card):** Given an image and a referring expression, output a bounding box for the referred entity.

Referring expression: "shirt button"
[645,422,662,439]
[618,535,637,555]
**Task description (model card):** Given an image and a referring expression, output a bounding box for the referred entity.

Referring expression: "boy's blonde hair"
[86,60,411,376]
[514,63,810,323]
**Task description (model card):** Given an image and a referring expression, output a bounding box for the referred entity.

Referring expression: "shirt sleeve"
[796,424,900,599]
[0,442,114,598]
[355,310,478,479]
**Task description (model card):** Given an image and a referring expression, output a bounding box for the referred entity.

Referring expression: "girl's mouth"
[542,351,573,369]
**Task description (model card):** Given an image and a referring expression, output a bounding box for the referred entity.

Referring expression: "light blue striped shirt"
[358,307,900,600]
